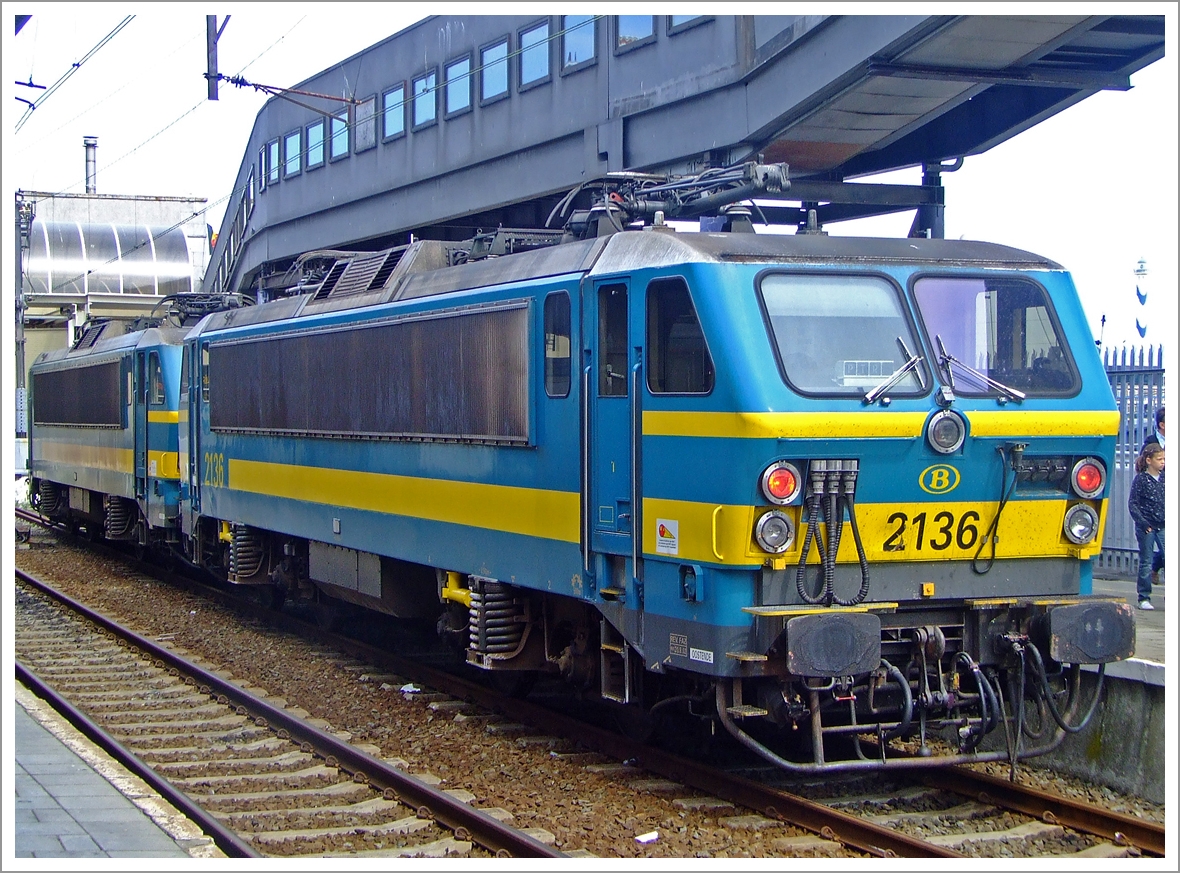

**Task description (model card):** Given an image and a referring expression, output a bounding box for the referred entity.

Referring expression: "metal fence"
[1095,345,1165,577]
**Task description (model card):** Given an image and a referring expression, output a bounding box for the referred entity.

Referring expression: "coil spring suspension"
[229,524,266,579]
[104,495,137,539]
[37,481,62,514]
[468,578,527,655]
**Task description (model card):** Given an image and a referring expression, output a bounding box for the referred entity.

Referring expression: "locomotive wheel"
[612,704,656,743]
[487,670,537,699]
[314,594,341,631]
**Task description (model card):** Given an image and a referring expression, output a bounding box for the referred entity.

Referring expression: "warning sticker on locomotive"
[656,519,679,555]
[670,633,688,657]
[690,647,714,664]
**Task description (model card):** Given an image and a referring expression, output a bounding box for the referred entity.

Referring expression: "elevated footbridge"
[205,13,1163,298]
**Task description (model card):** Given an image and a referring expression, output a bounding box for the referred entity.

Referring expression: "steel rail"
[252,616,962,858]
[922,767,1165,857]
[16,658,260,858]
[464,685,964,859]
[15,568,564,859]
[21,513,1154,857]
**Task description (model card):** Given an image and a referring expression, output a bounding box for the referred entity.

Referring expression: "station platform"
[1090,572,1166,685]
[12,684,221,860]
[10,576,1164,860]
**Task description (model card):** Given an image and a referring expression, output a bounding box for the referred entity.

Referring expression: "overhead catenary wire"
[26,15,309,200]
[14,15,135,133]
[31,15,608,295]
[230,16,606,130]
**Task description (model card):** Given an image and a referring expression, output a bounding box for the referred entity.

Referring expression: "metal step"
[726,651,768,662]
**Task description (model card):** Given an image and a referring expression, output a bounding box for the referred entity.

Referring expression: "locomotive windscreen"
[208,302,531,443]
[32,359,124,427]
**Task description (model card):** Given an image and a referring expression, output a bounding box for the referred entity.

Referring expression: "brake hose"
[1025,644,1106,734]
[796,489,828,604]
[954,652,990,751]
[823,489,841,604]
[833,488,871,606]
[879,658,913,741]
[972,444,1022,575]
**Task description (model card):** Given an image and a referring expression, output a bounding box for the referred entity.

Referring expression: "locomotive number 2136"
[882,510,980,552]
[202,452,226,488]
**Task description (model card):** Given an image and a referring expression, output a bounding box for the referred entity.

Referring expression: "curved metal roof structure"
[205,14,1163,298]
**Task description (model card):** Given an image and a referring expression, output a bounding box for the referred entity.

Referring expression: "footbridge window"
[616,16,655,52]
[283,130,301,178]
[330,110,350,159]
[561,15,596,72]
[445,56,472,116]
[519,20,550,89]
[306,119,324,169]
[480,39,509,103]
[383,85,406,139]
[413,69,438,128]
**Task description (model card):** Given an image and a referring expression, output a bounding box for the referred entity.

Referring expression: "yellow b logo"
[920,464,960,494]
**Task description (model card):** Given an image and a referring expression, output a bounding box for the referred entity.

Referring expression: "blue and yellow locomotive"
[28,166,1134,773]
[29,321,186,548]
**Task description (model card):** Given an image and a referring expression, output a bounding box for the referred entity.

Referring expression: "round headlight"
[1071,457,1106,499]
[755,510,795,554]
[1063,503,1099,545]
[761,461,802,505]
[926,410,966,454]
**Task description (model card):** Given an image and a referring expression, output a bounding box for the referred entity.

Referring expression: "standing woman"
[1128,443,1165,609]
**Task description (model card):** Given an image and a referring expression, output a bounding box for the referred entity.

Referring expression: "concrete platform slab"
[14,685,222,859]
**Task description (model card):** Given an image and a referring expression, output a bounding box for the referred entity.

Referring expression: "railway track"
[15,511,1164,858]
[15,567,560,860]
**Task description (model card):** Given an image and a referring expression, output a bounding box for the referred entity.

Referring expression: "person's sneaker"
[1139,600,1155,610]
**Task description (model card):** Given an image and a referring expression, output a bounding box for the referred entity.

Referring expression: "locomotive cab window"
[149,353,164,404]
[759,273,927,397]
[598,284,628,396]
[201,344,210,402]
[647,278,714,394]
[913,276,1079,395]
[544,291,571,398]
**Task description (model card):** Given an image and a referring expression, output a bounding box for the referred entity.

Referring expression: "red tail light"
[1071,458,1105,498]
[761,461,802,505]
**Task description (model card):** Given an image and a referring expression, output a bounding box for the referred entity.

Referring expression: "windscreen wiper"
[863,337,925,405]
[935,335,1026,402]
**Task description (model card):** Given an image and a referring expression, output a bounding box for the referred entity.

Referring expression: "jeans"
[1136,527,1165,602]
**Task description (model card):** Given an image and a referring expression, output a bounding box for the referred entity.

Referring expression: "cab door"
[133,350,149,501]
[584,279,644,598]
[186,342,207,515]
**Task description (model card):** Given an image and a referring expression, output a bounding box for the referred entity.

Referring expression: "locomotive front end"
[651,243,1134,773]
